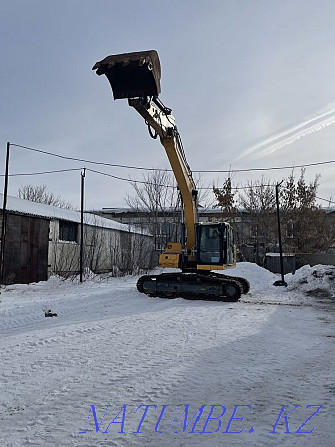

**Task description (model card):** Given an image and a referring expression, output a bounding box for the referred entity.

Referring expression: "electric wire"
[10,143,166,171]
[7,143,333,203]
[2,163,332,205]
[11,142,335,174]
[0,168,82,177]
[316,196,335,205]
[86,168,176,188]
[87,171,335,208]
[203,159,335,173]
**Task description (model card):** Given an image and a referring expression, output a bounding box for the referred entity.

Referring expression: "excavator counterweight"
[93,50,161,99]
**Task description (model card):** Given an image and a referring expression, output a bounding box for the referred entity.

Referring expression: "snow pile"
[226,261,278,290]
[287,264,335,298]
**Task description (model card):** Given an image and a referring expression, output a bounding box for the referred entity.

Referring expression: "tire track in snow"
[1,265,334,447]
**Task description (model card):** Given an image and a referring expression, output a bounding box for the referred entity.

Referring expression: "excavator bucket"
[92,50,161,99]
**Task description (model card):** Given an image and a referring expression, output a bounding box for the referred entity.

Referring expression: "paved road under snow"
[0,263,334,447]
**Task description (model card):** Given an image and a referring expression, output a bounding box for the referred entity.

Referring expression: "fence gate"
[2,214,49,284]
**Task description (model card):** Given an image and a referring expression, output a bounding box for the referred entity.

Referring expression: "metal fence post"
[80,168,86,282]
[274,181,287,287]
[0,142,10,285]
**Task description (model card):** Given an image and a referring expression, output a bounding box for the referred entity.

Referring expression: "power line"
[87,168,278,190]
[7,143,334,199]
[11,143,166,171]
[2,161,333,202]
[0,168,82,177]
[86,168,177,187]
[316,196,335,205]
[10,142,335,174]
[4,162,272,190]
[197,160,335,173]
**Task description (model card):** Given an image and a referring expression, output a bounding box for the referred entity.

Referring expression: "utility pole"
[0,142,10,285]
[274,181,287,287]
[80,168,86,283]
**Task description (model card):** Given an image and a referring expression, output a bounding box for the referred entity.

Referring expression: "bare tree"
[18,184,73,209]
[125,168,212,250]
[280,169,335,253]
[212,168,335,264]
[125,170,181,251]
[193,172,211,209]
[238,178,277,263]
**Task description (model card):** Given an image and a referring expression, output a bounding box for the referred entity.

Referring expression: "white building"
[0,194,153,284]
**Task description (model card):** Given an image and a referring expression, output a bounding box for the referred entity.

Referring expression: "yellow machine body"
[94,50,250,301]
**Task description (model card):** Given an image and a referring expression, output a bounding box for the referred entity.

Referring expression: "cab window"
[198,225,221,264]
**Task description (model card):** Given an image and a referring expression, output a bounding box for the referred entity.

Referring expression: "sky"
[1,0,335,210]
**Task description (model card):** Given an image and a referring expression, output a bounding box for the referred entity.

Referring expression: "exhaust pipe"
[92,50,161,99]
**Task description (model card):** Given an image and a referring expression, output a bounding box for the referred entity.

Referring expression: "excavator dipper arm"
[129,98,198,254]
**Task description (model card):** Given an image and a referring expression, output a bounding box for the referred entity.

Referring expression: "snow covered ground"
[0,262,334,447]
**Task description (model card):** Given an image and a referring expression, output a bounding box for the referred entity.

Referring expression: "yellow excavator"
[93,50,249,301]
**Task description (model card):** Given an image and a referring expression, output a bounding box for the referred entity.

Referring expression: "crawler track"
[137,272,249,302]
[208,272,250,295]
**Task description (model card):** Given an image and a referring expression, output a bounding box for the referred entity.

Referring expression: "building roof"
[99,206,225,215]
[0,194,150,235]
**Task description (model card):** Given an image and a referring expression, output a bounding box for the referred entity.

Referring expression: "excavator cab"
[196,223,235,268]
[93,50,161,99]
[160,222,236,271]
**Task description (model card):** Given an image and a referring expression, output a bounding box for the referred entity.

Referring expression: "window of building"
[59,220,78,242]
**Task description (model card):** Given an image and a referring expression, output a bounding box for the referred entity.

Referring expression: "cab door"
[197,224,225,267]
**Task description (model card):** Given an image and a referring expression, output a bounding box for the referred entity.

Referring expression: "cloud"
[239,104,335,159]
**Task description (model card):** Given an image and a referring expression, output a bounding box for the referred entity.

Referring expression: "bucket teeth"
[93,50,161,99]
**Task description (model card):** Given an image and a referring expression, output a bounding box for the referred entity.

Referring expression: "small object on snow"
[45,310,58,317]
[273,280,287,287]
